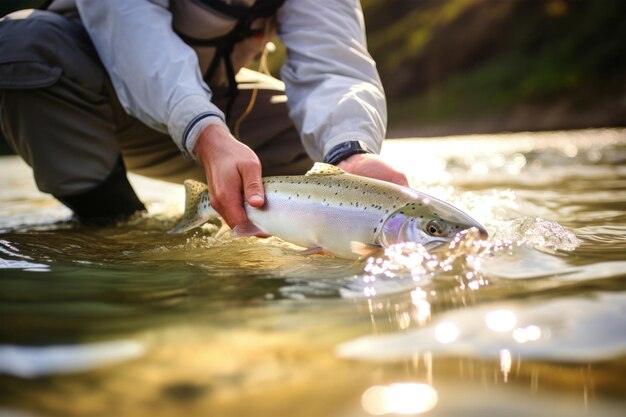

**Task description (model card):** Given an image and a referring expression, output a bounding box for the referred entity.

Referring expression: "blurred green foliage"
[361,0,626,131]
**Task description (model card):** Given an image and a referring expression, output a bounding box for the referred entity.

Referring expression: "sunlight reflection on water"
[337,292,626,363]
[1,129,625,417]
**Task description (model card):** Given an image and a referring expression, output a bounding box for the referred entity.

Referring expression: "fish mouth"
[379,196,489,249]
[425,197,488,239]
[476,226,489,239]
[454,218,489,240]
[424,226,488,250]
[422,239,449,250]
[464,223,489,240]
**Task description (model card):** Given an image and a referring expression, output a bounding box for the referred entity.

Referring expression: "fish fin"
[168,179,218,234]
[233,221,271,238]
[350,241,384,258]
[298,246,326,255]
[214,221,231,238]
[168,216,210,235]
[305,162,346,176]
[182,179,208,214]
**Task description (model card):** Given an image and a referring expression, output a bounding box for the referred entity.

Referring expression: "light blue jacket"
[58,0,386,161]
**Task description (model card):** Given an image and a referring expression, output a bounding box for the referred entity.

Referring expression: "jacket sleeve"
[75,0,228,158]
[277,0,386,162]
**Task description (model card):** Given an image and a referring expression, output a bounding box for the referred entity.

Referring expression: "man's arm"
[278,0,407,185]
[278,0,384,160]
[76,0,265,227]
[76,0,227,155]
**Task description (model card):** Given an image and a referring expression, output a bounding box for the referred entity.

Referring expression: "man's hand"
[337,153,409,187]
[193,124,265,228]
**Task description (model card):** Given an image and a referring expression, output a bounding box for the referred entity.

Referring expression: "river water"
[0,129,625,417]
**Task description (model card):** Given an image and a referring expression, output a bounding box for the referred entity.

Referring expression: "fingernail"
[249,194,264,205]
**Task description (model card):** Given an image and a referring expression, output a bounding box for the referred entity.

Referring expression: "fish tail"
[168,179,219,234]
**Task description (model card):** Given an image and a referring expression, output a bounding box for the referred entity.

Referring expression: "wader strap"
[221,44,238,123]
[201,42,239,124]
[176,0,286,123]
[177,18,260,124]
[195,0,286,19]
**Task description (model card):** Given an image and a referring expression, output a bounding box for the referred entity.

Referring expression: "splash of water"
[342,214,580,298]
[340,229,501,298]
[491,216,580,252]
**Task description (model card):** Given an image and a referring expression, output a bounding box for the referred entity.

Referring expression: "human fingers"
[207,165,248,228]
[238,157,265,208]
[338,153,409,187]
[389,170,409,187]
[194,124,256,228]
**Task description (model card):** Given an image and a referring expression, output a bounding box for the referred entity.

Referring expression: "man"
[0,0,407,229]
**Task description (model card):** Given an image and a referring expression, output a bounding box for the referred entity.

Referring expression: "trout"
[171,163,487,258]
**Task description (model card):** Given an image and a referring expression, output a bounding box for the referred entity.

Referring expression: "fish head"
[378,196,488,249]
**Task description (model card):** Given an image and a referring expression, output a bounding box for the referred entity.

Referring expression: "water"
[0,129,625,417]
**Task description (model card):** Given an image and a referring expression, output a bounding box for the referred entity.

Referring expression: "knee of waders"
[55,158,146,226]
[0,10,105,93]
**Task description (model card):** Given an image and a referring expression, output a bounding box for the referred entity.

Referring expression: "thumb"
[239,160,265,208]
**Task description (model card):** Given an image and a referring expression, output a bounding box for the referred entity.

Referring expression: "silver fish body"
[171,163,487,258]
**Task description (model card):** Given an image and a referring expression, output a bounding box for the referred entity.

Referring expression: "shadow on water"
[1,129,625,417]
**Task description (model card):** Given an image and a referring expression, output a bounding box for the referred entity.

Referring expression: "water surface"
[1,129,625,417]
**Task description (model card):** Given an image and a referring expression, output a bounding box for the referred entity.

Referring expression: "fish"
[170,163,488,259]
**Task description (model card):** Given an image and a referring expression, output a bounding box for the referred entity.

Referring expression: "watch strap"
[323,141,373,165]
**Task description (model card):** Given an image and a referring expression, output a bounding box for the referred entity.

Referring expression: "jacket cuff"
[168,95,229,159]
[321,133,382,161]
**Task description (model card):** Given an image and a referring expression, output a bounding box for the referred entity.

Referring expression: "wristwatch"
[323,141,373,165]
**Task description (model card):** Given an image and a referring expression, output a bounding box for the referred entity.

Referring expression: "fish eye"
[426,220,444,236]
